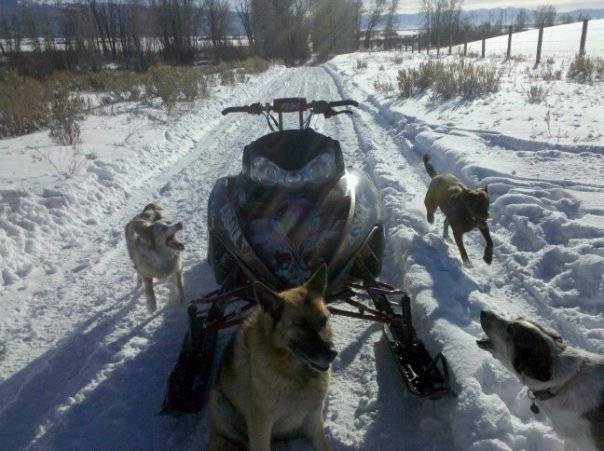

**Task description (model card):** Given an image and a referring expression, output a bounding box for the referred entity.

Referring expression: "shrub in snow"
[0,72,50,137]
[527,84,546,103]
[397,69,414,97]
[216,62,236,86]
[240,57,270,74]
[373,79,395,94]
[148,66,180,110]
[356,59,368,70]
[397,60,500,100]
[48,87,85,146]
[567,55,596,83]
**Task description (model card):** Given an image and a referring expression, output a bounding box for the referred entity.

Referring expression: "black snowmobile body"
[208,129,383,294]
[162,98,450,414]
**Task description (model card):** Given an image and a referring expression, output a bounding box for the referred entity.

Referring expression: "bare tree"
[236,0,254,49]
[252,0,310,64]
[310,0,361,59]
[201,0,231,61]
[364,0,386,50]
[534,5,557,28]
[383,0,400,50]
[151,0,199,65]
[421,0,462,50]
[515,8,528,31]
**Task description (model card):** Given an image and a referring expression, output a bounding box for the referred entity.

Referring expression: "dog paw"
[483,250,493,265]
[463,259,473,268]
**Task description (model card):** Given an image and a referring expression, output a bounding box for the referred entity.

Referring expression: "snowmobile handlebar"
[221,98,358,116]
[221,97,358,131]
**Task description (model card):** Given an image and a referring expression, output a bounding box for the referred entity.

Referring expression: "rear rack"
[161,278,452,414]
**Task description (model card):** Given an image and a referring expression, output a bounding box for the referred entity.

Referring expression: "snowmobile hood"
[207,170,383,294]
[242,129,345,174]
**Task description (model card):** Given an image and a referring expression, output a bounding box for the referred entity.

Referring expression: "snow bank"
[324,48,604,450]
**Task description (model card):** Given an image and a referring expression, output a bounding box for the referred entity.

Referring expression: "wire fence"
[379,20,598,64]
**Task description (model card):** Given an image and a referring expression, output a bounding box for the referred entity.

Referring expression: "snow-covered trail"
[0,62,602,450]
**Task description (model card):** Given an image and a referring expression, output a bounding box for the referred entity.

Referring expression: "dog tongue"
[167,235,184,250]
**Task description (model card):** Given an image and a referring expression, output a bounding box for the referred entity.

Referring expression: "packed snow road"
[1,63,602,450]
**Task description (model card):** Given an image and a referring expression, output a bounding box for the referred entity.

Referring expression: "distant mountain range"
[386,7,604,30]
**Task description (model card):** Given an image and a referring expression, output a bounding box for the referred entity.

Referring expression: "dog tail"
[423,154,437,179]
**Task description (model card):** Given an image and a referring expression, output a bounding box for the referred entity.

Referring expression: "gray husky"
[125,203,185,312]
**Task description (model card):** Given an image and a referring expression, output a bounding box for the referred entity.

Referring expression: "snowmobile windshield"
[242,129,345,190]
[248,153,336,188]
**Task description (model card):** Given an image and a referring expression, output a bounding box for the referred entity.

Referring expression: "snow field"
[325,46,603,449]
[460,19,604,60]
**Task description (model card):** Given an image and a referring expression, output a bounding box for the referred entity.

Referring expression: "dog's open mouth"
[308,361,330,372]
[166,233,184,251]
[476,337,493,351]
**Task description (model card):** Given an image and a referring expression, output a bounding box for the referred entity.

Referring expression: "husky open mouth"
[166,223,184,250]
[166,234,184,250]
[476,337,492,351]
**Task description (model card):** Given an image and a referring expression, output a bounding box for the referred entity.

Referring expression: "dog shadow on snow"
[0,260,217,451]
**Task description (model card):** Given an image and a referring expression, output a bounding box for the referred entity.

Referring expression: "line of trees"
[0,0,407,74]
[415,2,589,52]
[2,0,587,78]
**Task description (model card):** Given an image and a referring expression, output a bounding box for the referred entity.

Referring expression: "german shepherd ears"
[253,282,284,320]
[304,264,328,297]
[253,265,328,319]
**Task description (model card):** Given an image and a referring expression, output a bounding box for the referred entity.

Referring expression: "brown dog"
[208,265,336,451]
[423,155,493,265]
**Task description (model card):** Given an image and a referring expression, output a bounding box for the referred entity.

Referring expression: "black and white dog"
[478,310,603,451]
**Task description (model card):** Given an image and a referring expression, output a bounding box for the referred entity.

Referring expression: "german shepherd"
[478,310,604,451]
[423,154,493,265]
[125,203,185,312]
[208,265,337,451]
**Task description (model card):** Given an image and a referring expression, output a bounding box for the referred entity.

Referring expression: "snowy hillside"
[1,46,603,450]
[460,18,604,58]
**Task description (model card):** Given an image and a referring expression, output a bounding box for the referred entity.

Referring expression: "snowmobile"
[162,97,451,414]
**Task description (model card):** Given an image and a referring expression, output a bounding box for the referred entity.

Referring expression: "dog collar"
[528,359,588,414]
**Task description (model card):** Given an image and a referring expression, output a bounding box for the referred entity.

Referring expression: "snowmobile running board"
[161,280,452,414]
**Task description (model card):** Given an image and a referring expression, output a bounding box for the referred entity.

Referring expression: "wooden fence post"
[506,26,513,60]
[481,38,485,58]
[536,26,544,66]
[579,19,589,56]
[448,32,452,55]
